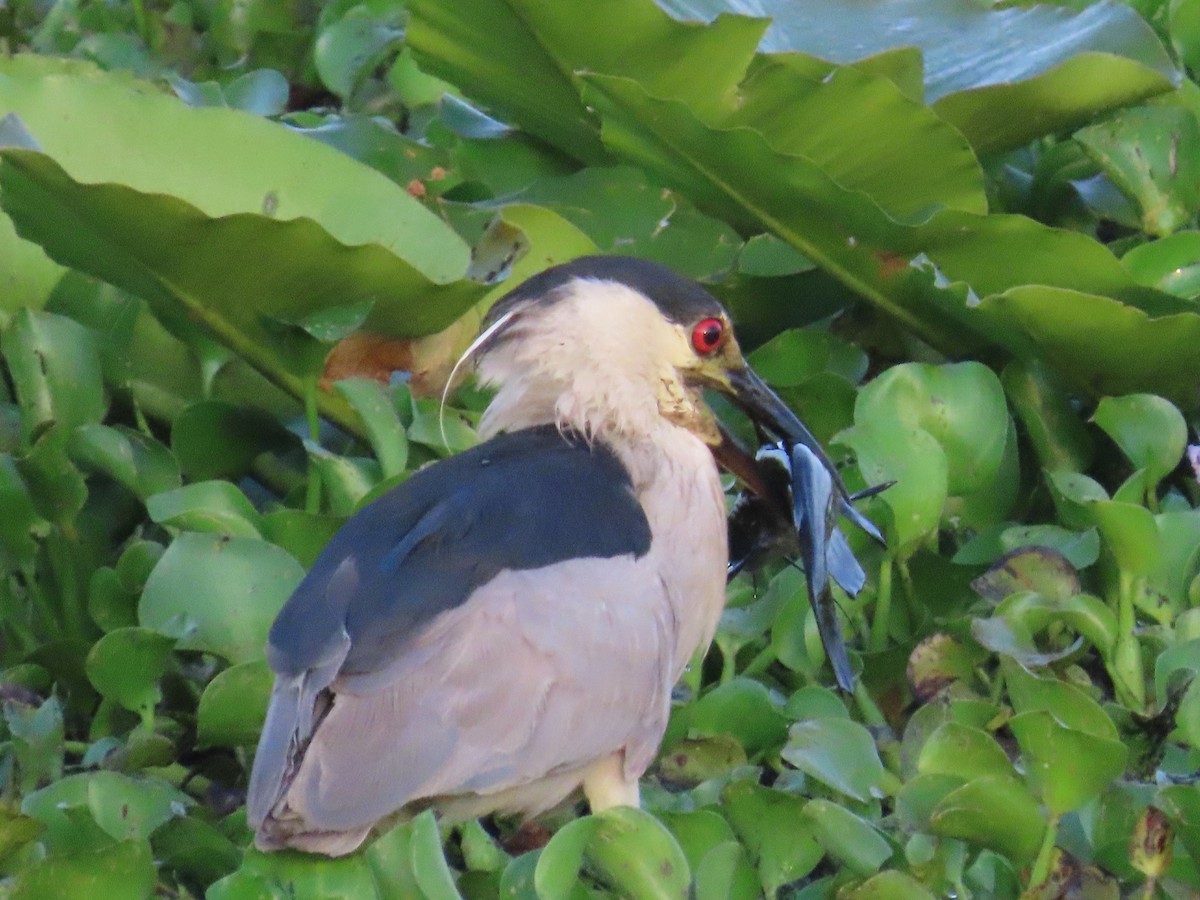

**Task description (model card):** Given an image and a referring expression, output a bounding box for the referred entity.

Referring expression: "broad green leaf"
[929,775,1044,864]
[410,810,464,900]
[228,847,381,899]
[69,424,181,501]
[1077,107,1200,237]
[535,816,600,900]
[364,822,424,900]
[686,677,789,754]
[997,525,1100,570]
[781,718,887,802]
[146,481,266,538]
[895,773,963,833]
[907,633,979,700]
[2,309,105,442]
[11,839,157,900]
[151,816,243,892]
[196,660,273,748]
[1002,358,1093,473]
[1093,394,1187,488]
[659,809,738,874]
[314,5,404,99]
[0,150,483,435]
[659,0,1177,153]
[84,627,175,718]
[836,419,947,554]
[854,362,1009,496]
[139,533,305,665]
[1122,230,1200,298]
[1046,470,1109,530]
[694,842,760,900]
[721,780,823,895]
[24,772,190,844]
[0,454,41,566]
[586,808,690,899]
[306,443,381,515]
[0,805,43,865]
[971,547,1081,605]
[843,870,937,900]
[748,328,867,388]
[1009,710,1128,815]
[334,378,409,478]
[261,510,344,568]
[1004,660,1118,739]
[918,723,1015,782]
[171,400,301,482]
[800,800,892,876]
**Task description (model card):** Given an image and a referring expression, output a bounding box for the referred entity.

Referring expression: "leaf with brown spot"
[971,547,1081,605]
[907,633,979,701]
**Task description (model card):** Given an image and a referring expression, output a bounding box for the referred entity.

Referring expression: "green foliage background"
[0,0,1199,896]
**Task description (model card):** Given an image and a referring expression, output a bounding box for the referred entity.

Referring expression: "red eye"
[691,317,724,355]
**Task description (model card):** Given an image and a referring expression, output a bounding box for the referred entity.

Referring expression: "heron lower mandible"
[247,255,872,855]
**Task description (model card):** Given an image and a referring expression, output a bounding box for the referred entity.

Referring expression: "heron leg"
[581,752,640,812]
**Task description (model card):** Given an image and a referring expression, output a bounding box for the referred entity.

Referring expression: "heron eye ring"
[691,318,724,355]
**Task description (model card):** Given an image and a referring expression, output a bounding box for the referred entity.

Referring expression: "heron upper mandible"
[247,255,868,855]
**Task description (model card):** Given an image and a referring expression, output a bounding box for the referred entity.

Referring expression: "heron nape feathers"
[247,255,883,856]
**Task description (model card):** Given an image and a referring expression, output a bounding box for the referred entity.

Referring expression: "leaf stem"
[869,556,894,653]
[1025,814,1061,894]
[304,376,321,515]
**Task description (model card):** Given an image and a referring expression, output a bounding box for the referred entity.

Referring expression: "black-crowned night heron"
[247,256,875,855]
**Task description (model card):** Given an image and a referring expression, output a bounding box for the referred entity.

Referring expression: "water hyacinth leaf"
[586,807,691,899]
[907,633,979,700]
[844,870,938,900]
[782,718,887,802]
[222,847,381,899]
[996,592,1118,656]
[171,400,302,482]
[363,822,424,900]
[223,69,291,116]
[686,677,789,754]
[69,424,181,501]
[721,780,823,894]
[534,816,600,900]
[694,842,760,900]
[929,775,1044,864]
[997,525,1100,570]
[2,309,105,442]
[1093,394,1187,489]
[314,5,405,99]
[333,378,408,478]
[747,328,868,388]
[84,627,175,718]
[854,362,1009,496]
[1001,358,1094,474]
[1076,107,1200,237]
[5,695,64,795]
[0,454,41,567]
[410,810,463,900]
[261,510,345,568]
[660,810,738,880]
[146,481,266,539]
[196,660,273,748]
[1009,710,1128,814]
[1004,660,1118,738]
[0,807,43,866]
[151,815,243,891]
[139,533,305,665]
[24,772,189,843]
[1046,470,1109,530]
[895,773,963,833]
[836,419,947,554]
[801,800,892,875]
[658,734,747,785]
[970,615,1081,668]
[1122,230,1200,298]
[10,839,156,900]
[304,443,381,516]
[918,723,1016,782]
[971,547,1081,605]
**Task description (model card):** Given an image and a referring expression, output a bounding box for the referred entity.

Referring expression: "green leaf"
[929,775,1044,864]
[410,811,464,900]
[228,847,382,899]
[1093,393,1187,489]
[586,807,691,900]
[25,772,190,844]
[721,780,823,895]
[971,547,1081,605]
[84,627,175,718]
[196,660,273,748]
[334,379,409,478]
[260,510,344,568]
[69,424,181,501]
[1001,358,1094,473]
[660,0,1176,153]
[800,800,892,876]
[1009,710,1128,815]
[139,533,305,665]
[147,481,266,538]
[151,815,243,891]
[1077,107,1200,237]
[2,309,105,443]
[11,839,156,900]
[917,723,1016,782]
[693,842,760,900]
[843,870,937,900]
[1004,660,1119,739]
[171,400,300,482]
[1122,230,1200,298]
[314,6,404,99]
[0,150,483,435]
[534,816,599,900]
[686,678,789,754]
[781,718,887,802]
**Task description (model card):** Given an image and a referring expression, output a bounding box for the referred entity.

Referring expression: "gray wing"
[247,427,653,831]
[281,555,676,832]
